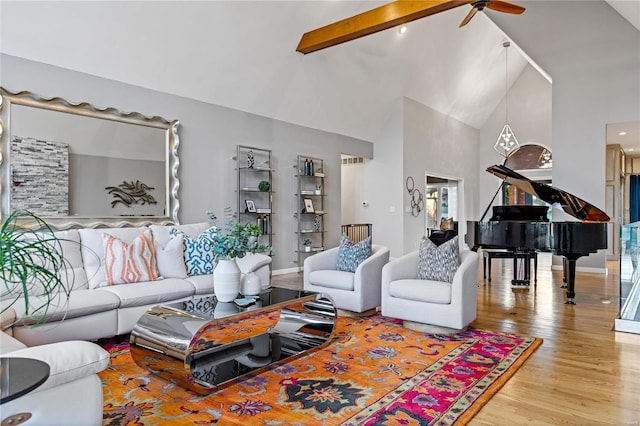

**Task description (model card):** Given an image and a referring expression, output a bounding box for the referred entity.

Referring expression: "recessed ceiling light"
[629,148,635,152]
[398,25,407,34]
[619,131,627,136]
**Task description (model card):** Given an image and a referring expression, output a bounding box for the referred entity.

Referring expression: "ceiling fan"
[459,0,525,27]
[296,0,526,54]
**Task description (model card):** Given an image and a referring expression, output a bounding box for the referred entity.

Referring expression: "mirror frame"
[0,87,180,229]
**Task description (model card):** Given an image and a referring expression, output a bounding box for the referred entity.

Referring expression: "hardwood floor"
[272,254,640,425]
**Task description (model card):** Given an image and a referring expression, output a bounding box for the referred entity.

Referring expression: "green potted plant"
[0,210,72,325]
[258,180,271,192]
[303,238,313,252]
[209,209,272,301]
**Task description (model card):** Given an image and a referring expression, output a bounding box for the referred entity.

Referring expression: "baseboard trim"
[272,267,300,276]
[614,318,640,334]
[550,265,608,275]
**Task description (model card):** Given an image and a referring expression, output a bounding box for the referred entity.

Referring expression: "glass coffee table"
[130,288,336,394]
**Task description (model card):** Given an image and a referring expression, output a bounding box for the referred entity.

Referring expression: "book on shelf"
[256,208,271,214]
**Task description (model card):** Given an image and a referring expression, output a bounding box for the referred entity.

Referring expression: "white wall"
[340,161,367,224]
[402,98,480,254]
[492,0,640,270]
[479,64,553,215]
[342,97,480,258]
[1,54,374,271]
[357,98,405,257]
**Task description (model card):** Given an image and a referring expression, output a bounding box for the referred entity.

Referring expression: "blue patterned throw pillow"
[335,235,372,273]
[170,227,217,276]
[416,235,460,283]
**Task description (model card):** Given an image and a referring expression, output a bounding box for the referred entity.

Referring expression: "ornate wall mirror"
[0,88,180,228]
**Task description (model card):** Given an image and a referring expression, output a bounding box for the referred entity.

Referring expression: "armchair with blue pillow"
[303,235,390,313]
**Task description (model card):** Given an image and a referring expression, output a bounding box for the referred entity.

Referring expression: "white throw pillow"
[155,234,188,279]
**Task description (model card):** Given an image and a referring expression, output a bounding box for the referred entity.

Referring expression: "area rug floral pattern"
[100,316,541,425]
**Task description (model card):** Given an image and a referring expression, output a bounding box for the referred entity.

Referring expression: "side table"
[0,357,50,404]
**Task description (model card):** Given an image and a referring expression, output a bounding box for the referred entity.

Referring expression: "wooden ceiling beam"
[296,0,471,54]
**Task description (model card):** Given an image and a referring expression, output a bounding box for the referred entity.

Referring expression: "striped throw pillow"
[103,229,159,285]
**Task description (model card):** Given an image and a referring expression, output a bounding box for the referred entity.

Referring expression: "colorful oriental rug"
[100,316,541,425]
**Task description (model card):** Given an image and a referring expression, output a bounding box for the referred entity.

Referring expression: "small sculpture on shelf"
[314,215,321,232]
[247,150,255,168]
[303,158,315,176]
[257,215,269,235]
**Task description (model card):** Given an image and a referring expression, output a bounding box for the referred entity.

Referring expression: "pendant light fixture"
[494,41,520,158]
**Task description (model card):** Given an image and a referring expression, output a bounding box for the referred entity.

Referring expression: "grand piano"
[466,164,610,304]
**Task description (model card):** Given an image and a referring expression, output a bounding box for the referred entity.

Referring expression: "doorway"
[425,174,462,238]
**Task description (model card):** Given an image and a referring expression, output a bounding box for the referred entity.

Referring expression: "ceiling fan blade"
[296,0,471,54]
[459,7,479,27]
[487,0,526,14]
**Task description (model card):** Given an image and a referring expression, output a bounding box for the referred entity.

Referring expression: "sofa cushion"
[170,227,217,276]
[6,289,121,325]
[101,278,194,308]
[185,274,214,295]
[336,235,372,273]
[416,236,460,283]
[0,230,89,300]
[150,222,210,247]
[389,279,452,304]
[0,331,27,353]
[155,234,188,279]
[308,270,355,291]
[51,230,88,292]
[79,227,148,289]
[103,229,159,285]
[5,340,109,392]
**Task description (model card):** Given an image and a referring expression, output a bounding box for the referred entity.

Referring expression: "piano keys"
[466,164,609,304]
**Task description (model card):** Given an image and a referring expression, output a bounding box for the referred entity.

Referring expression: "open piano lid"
[486,164,610,222]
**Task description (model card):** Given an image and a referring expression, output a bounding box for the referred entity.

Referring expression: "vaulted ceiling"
[1,1,637,143]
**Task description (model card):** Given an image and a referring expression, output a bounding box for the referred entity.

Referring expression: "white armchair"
[1,309,110,425]
[304,245,390,313]
[381,249,479,331]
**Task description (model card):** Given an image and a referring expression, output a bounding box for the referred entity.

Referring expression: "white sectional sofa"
[1,222,272,346]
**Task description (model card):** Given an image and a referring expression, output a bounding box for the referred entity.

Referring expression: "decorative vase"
[214,301,238,318]
[214,258,241,302]
[247,150,255,168]
[304,246,311,252]
[241,272,262,296]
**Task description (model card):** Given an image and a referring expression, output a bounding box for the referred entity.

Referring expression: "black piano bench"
[482,249,538,284]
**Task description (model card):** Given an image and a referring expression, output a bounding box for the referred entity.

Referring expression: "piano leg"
[563,255,580,305]
[561,257,568,289]
[512,250,531,287]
